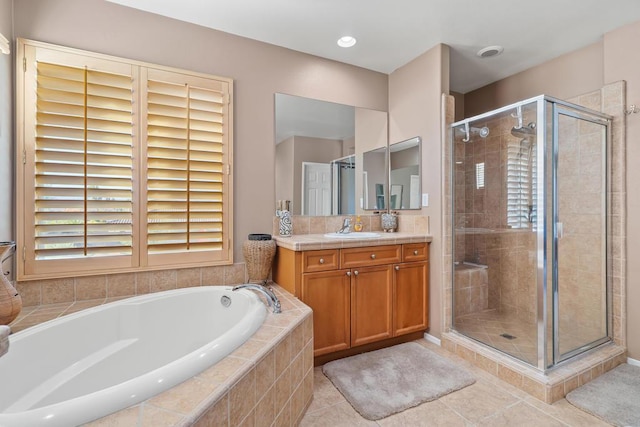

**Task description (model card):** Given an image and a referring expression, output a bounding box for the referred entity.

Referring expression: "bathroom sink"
[323,232,380,239]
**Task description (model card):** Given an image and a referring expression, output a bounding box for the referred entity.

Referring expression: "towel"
[0,325,10,357]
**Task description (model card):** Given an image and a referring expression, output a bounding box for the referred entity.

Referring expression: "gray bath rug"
[322,342,476,420]
[566,363,640,427]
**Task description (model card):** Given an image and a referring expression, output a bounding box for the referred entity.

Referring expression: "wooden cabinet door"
[393,262,429,336]
[350,264,393,347]
[301,269,351,356]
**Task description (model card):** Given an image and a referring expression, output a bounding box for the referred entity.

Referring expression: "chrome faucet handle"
[232,284,282,314]
[338,217,352,233]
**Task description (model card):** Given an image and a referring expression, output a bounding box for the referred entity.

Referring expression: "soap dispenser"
[353,215,363,232]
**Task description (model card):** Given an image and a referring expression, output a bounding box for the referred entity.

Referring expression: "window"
[17,39,233,280]
[475,162,484,189]
[506,139,536,229]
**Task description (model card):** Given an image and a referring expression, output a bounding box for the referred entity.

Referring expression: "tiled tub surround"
[10,284,313,426]
[441,81,628,403]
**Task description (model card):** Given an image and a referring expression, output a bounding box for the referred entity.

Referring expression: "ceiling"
[106,0,640,94]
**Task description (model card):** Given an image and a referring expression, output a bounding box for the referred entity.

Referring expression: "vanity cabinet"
[274,241,429,359]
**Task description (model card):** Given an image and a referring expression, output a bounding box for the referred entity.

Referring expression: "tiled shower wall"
[453,104,539,321]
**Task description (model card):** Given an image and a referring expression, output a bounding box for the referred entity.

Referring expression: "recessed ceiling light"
[337,36,357,48]
[477,45,504,58]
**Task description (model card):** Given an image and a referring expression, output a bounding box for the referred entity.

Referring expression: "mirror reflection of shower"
[331,155,356,215]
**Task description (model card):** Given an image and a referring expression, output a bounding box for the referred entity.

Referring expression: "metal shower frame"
[450,95,613,372]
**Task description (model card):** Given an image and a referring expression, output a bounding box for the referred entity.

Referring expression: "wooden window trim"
[16,39,234,281]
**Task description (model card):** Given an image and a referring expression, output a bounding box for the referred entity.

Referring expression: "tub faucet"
[232,284,282,314]
[337,218,351,234]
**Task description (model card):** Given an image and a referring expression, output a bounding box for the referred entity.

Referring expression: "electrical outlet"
[422,193,429,207]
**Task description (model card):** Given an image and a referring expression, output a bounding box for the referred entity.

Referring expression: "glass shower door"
[553,105,610,362]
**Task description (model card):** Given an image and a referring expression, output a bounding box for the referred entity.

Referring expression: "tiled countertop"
[273,232,432,251]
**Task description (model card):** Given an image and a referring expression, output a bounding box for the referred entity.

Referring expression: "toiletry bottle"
[353,215,363,232]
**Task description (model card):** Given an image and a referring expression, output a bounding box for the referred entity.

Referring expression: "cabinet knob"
[319,258,325,264]
[395,265,400,271]
[414,250,419,255]
[346,271,351,277]
[370,254,376,259]
[354,270,359,276]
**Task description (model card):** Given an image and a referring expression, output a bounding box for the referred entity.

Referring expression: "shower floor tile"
[454,310,538,365]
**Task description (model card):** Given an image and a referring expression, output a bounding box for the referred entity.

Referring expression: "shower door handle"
[557,222,564,239]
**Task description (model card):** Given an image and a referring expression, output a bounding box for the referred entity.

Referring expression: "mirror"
[362,147,387,210]
[389,136,421,210]
[274,93,387,215]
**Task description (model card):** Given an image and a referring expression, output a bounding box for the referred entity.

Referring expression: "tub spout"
[232,284,282,314]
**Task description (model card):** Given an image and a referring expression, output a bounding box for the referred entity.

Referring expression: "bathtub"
[0,286,267,427]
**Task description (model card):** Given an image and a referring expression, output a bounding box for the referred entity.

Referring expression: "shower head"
[511,122,536,138]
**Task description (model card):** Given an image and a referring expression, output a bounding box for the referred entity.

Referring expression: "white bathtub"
[0,286,267,427]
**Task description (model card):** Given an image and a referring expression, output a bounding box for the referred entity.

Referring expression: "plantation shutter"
[142,68,231,266]
[21,45,137,276]
[506,140,536,229]
[18,40,233,280]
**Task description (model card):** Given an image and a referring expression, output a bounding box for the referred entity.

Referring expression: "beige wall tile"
[224,263,246,285]
[107,273,136,297]
[255,350,275,401]
[201,266,225,286]
[148,377,220,415]
[275,334,291,377]
[75,275,107,301]
[177,268,201,288]
[255,385,275,427]
[230,369,256,426]
[275,367,291,415]
[41,278,75,304]
[194,395,229,427]
[15,281,41,307]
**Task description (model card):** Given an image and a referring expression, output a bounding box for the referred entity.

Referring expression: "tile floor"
[301,340,611,426]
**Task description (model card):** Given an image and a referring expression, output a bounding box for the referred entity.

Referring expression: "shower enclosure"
[450,95,612,371]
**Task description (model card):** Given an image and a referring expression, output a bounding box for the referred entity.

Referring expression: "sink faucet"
[232,284,282,314]
[337,218,352,234]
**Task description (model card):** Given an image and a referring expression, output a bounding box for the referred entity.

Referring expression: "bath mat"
[566,363,640,427]
[322,342,476,420]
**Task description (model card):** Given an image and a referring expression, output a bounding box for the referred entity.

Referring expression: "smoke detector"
[477,45,504,58]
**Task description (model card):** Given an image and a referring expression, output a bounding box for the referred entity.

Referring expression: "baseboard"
[628,356,640,367]
[424,333,441,346]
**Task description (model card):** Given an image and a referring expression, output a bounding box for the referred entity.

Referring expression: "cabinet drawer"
[302,249,340,272]
[402,243,429,262]
[341,245,401,268]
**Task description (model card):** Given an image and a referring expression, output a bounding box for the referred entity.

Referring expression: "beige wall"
[9,0,388,262]
[389,43,450,339]
[464,42,604,117]
[0,0,12,243]
[604,21,640,359]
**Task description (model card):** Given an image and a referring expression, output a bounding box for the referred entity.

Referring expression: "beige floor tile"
[438,380,520,422]
[305,368,346,414]
[299,401,377,426]
[476,401,566,427]
[524,397,611,427]
[377,400,471,427]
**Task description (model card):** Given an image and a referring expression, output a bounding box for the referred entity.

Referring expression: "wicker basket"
[242,237,276,284]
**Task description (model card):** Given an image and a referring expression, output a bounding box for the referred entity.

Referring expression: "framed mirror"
[274,93,387,215]
[362,147,387,210]
[389,136,421,210]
